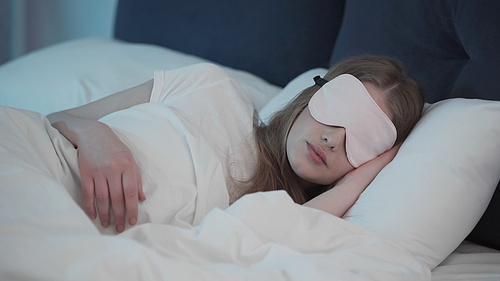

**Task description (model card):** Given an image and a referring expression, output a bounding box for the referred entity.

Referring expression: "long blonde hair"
[234,55,425,204]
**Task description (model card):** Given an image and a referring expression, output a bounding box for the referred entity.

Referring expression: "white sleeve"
[149,70,166,103]
[149,62,258,186]
[149,63,236,104]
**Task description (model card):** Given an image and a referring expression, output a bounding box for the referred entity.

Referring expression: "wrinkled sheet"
[0,106,430,280]
[432,241,500,281]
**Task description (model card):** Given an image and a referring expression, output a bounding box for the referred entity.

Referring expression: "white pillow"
[344,98,500,269]
[0,38,280,116]
[259,68,328,124]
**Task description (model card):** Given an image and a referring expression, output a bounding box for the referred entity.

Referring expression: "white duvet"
[0,104,429,280]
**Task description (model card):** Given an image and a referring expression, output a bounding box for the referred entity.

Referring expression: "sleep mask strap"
[313,75,329,87]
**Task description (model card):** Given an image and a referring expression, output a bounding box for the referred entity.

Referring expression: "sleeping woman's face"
[286,81,392,189]
[286,106,354,188]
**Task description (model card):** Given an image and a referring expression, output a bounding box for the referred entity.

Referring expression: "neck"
[297,175,316,190]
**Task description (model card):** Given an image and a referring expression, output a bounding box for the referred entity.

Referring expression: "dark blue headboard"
[330,0,500,103]
[114,0,345,87]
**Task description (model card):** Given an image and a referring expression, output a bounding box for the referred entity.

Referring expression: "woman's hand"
[49,112,146,233]
[343,143,401,185]
[46,79,153,232]
[77,121,146,233]
[304,144,401,217]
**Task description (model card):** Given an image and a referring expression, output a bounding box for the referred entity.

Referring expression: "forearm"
[304,146,399,217]
[48,112,110,148]
[47,79,153,146]
[303,174,369,217]
[48,79,152,121]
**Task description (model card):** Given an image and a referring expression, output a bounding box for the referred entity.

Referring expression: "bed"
[1,0,500,280]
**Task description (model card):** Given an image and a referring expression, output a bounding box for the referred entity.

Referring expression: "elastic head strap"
[313,75,329,87]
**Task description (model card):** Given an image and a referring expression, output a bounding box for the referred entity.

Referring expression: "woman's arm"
[47,79,153,233]
[304,145,400,217]
[48,79,154,130]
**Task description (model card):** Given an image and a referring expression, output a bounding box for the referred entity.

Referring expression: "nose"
[322,127,345,151]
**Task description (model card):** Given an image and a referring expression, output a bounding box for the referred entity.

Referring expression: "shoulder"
[191,63,229,78]
[161,63,232,86]
[151,63,242,103]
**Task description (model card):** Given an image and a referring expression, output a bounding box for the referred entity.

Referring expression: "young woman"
[47,55,424,233]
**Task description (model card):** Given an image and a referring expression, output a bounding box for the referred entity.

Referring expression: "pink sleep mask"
[308,74,396,167]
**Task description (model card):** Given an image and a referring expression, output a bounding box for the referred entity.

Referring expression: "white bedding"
[0,106,429,280]
[432,242,500,281]
[1,38,500,281]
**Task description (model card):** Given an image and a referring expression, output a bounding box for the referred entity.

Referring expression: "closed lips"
[307,142,327,165]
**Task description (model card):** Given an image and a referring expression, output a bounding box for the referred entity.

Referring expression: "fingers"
[138,187,146,202]
[90,173,142,233]
[137,168,146,202]
[108,174,126,233]
[107,164,142,233]
[94,176,111,228]
[379,143,402,163]
[122,170,138,226]
[81,173,97,221]
[79,150,143,233]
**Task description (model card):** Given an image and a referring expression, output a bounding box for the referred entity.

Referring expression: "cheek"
[285,134,299,170]
[336,160,355,180]
[285,131,307,180]
[286,120,301,161]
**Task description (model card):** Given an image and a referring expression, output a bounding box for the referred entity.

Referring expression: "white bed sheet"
[432,242,500,281]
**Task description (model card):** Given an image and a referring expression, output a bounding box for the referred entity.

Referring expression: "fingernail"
[102,221,109,228]
[117,225,125,233]
[130,218,137,225]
